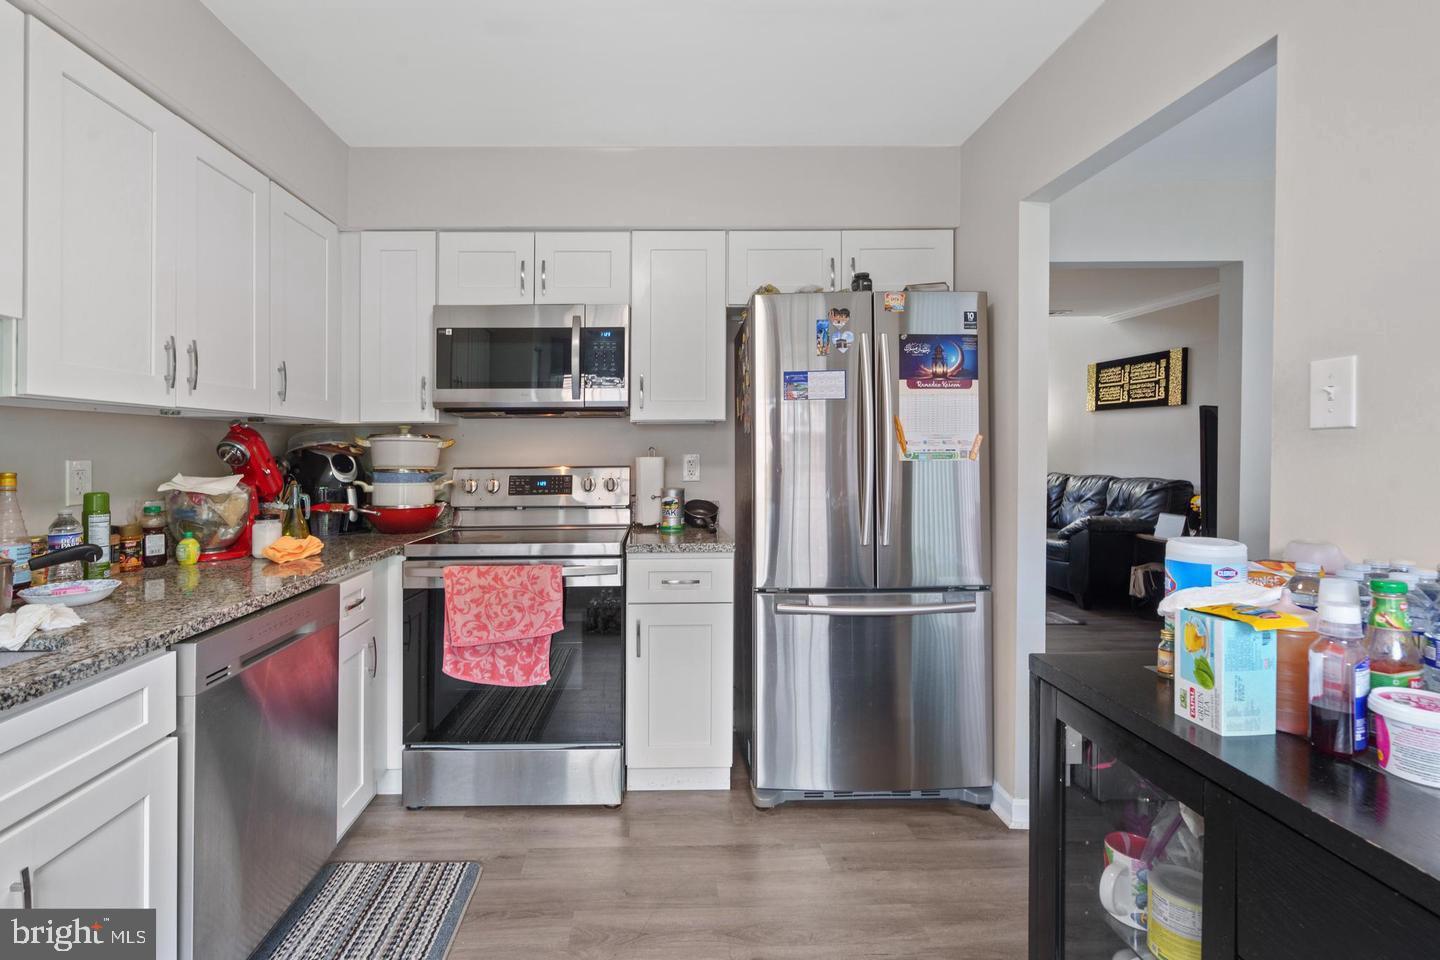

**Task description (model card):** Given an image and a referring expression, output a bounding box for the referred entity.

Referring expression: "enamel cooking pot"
[355,427,455,471]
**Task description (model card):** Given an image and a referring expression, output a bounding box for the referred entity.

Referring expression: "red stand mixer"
[208,422,285,562]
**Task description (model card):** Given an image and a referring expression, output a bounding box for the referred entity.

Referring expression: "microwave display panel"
[581,328,625,381]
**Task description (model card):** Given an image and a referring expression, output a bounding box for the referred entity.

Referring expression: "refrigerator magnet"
[884,292,907,312]
[782,370,846,401]
[815,318,830,355]
[834,331,854,354]
[783,371,810,401]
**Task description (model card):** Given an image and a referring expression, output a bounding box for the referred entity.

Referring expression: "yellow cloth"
[262,535,324,564]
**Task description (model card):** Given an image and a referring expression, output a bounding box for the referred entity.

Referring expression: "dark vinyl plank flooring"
[334,765,1028,959]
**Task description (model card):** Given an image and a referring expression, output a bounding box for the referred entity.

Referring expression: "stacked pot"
[354,427,455,507]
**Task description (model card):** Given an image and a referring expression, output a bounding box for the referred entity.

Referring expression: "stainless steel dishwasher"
[175,585,339,960]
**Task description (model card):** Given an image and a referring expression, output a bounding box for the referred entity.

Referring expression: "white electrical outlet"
[682,453,700,482]
[65,460,92,506]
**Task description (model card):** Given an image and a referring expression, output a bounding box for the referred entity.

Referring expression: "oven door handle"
[404,562,622,580]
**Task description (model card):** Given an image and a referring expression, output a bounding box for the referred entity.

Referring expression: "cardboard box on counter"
[1176,603,1307,737]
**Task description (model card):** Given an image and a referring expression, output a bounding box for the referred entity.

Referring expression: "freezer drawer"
[751,590,992,796]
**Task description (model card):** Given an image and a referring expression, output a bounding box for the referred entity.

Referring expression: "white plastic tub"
[1370,687,1440,789]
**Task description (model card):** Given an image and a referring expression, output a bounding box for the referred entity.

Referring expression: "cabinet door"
[625,602,733,770]
[270,184,340,420]
[630,231,726,423]
[841,229,954,292]
[0,738,177,960]
[535,232,630,305]
[360,231,437,423]
[726,230,841,305]
[23,19,179,405]
[175,128,270,415]
[0,3,20,322]
[437,232,532,305]
[337,622,376,840]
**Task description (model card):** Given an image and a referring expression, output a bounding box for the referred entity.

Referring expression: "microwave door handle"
[571,312,583,401]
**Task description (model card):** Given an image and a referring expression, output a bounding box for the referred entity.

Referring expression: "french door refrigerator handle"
[775,600,978,617]
[879,332,895,546]
[859,331,874,546]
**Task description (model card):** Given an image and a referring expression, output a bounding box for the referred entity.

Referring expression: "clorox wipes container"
[1165,537,1248,596]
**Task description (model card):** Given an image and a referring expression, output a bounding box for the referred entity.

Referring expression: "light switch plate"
[1309,355,1357,429]
[682,454,700,482]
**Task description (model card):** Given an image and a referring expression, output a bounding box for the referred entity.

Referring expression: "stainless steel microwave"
[431,304,628,415]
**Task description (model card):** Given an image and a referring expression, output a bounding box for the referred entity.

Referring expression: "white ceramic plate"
[18,579,121,607]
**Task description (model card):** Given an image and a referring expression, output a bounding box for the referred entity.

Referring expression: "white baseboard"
[990,781,1030,830]
[376,768,401,796]
[627,766,731,791]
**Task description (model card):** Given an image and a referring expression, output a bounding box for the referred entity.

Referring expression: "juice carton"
[1175,604,1308,736]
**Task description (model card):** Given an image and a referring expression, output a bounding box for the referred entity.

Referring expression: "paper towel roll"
[634,456,665,525]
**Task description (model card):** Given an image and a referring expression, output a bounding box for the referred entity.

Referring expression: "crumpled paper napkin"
[0,604,85,651]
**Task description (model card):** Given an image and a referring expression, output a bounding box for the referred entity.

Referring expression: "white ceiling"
[1050,265,1221,321]
[199,0,1103,148]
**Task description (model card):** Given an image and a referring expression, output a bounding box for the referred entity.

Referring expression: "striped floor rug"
[251,861,481,960]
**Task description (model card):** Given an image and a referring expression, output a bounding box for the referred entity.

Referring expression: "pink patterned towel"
[442,564,564,687]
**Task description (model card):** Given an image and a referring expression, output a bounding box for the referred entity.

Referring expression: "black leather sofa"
[1046,472,1194,608]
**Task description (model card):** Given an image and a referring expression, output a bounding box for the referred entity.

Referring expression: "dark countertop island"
[1032,650,1440,916]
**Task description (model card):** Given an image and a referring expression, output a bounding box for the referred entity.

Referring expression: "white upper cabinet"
[437,232,630,305]
[360,231,437,423]
[437,232,532,305]
[726,230,842,305]
[0,3,21,322]
[841,229,954,291]
[270,184,340,420]
[23,18,180,406]
[535,232,630,304]
[631,231,726,423]
[176,127,271,416]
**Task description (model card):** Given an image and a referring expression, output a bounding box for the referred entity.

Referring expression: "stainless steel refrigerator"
[735,290,992,808]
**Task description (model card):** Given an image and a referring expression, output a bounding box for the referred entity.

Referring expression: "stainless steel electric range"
[401,465,630,807]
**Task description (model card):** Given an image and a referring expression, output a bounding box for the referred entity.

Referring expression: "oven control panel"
[450,465,630,510]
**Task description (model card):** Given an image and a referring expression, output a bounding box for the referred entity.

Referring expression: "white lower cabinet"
[337,570,379,839]
[0,739,177,949]
[625,555,734,790]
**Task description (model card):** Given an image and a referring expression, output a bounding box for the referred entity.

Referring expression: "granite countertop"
[0,530,424,713]
[626,524,736,554]
[1032,650,1440,906]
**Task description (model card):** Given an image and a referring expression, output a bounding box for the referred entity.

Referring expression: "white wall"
[11,0,348,220]
[347,146,962,230]
[1048,297,1218,485]
[0,407,287,533]
[959,0,1440,812]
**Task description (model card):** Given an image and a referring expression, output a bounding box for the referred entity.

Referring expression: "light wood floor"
[334,766,1028,959]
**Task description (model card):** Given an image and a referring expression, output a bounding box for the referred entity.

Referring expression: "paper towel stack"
[634,455,665,525]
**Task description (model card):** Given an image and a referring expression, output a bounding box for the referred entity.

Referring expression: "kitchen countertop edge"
[625,525,736,554]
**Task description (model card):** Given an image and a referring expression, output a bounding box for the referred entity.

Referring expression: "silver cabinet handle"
[634,617,642,658]
[368,635,377,679]
[344,592,367,613]
[638,374,645,409]
[879,333,894,546]
[850,256,857,277]
[859,331,874,546]
[829,257,836,290]
[660,578,702,586]
[187,339,199,392]
[163,336,176,389]
[520,259,526,295]
[11,866,32,908]
[276,361,288,402]
[776,600,977,617]
[540,258,547,296]
[420,375,428,410]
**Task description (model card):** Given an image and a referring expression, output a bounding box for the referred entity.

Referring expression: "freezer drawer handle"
[775,600,977,617]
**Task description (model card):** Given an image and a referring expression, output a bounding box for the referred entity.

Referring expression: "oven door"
[432,304,585,409]
[401,557,625,750]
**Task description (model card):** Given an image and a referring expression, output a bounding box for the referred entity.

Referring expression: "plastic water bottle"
[45,510,85,582]
[0,472,30,597]
[1286,562,1322,609]
[1417,569,1440,606]
[1338,566,1373,616]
